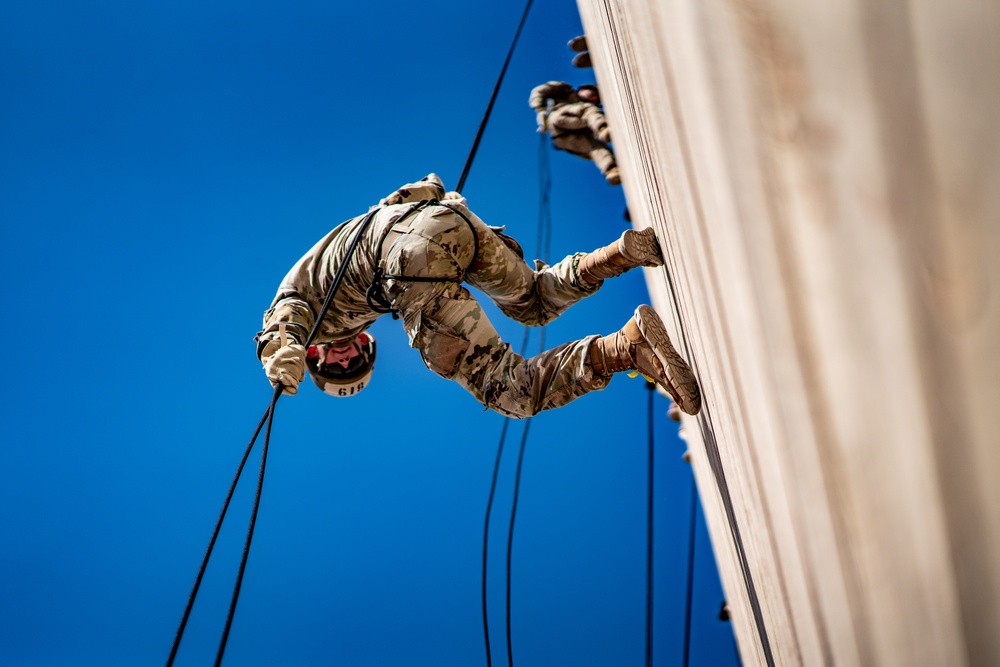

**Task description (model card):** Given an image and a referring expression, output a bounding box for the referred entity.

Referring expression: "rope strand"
[169,209,380,664]
[646,381,656,667]
[480,416,511,667]
[682,475,697,667]
[214,383,282,665]
[504,417,531,667]
[456,0,535,193]
[175,0,535,659]
[166,388,280,667]
[481,131,551,667]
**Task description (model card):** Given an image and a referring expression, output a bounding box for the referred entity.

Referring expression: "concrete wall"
[575,0,1000,665]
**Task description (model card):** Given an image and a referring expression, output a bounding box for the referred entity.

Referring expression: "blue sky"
[1,1,739,665]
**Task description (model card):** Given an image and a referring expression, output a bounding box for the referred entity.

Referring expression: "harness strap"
[366,199,480,318]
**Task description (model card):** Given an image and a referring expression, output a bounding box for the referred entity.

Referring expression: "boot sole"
[634,305,702,415]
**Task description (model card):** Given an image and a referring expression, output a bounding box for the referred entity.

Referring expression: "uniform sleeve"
[256,290,315,360]
[528,81,575,111]
[379,173,447,206]
[256,242,323,359]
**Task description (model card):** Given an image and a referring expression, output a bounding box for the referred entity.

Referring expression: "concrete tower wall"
[575,1,1000,664]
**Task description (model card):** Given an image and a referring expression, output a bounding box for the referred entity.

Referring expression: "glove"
[262,343,306,395]
[536,111,548,133]
[597,126,611,143]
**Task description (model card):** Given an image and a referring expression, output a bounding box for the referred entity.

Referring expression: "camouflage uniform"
[258,175,610,418]
[529,81,616,178]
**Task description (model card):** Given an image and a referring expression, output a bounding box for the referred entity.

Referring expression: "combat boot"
[589,305,702,415]
[579,227,663,286]
[568,35,589,52]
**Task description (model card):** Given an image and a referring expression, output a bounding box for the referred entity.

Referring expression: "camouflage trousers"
[383,202,610,418]
[552,131,617,177]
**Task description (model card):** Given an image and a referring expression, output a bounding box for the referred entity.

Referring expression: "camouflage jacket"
[528,81,608,138]
[255,175,452,356]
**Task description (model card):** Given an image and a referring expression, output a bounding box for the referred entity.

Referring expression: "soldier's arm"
[255,290,315,361]
[380,173,447,206]
[528,81,574,111]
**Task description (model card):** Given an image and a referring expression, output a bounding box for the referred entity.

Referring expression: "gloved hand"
[262,343,306,395]
[536,111,548,133]
[597,126,611,143]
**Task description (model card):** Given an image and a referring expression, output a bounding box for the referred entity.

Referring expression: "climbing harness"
[366,199,480,319]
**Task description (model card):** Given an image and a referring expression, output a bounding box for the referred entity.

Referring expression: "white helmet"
[305,333,376,397]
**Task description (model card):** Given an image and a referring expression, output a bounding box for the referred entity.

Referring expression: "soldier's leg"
[395,279,610,418]
[405,199,599,326]
[587,139,617,175]
[466,223,597,326]
[553,133,619,184]
[449,199,664,322]
[384,200,596,327]
[577,226,663,286]
[384,207,696,416]
[384,202,668,380]
[552,133,594,161]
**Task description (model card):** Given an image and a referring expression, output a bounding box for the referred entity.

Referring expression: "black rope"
[168,209,380,665]
[480,133,552,667]
[682,473,697,667]
[455,0,535,193]
[177,0,533,649]
[165,393,277,667]
[305,209,381,347]
[502,269,550,667]
[480,418,509,667]
[536,134,552,258]
[645,381,656,667]
[174,0,536,646]
[505,417,531,667]
[481,322,532,667]
[603,0,767,648]
[215,383,281,666]
[176,0,535,657]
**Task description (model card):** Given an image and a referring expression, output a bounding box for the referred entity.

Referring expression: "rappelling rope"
[165,390,278,667]
[645,380,655,667]
[167,208,380,666]
[682,473,698,667]
[480,133,551,667]
[215,383,280,667]
[456,0,535,193]
[169,0,537,661]
[212,205,381,664]
[504,400,534,667]
[648,183,772,666]
[593,2,769,660]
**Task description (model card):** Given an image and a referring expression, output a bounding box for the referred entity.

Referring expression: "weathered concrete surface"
[576,0,1000,664]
